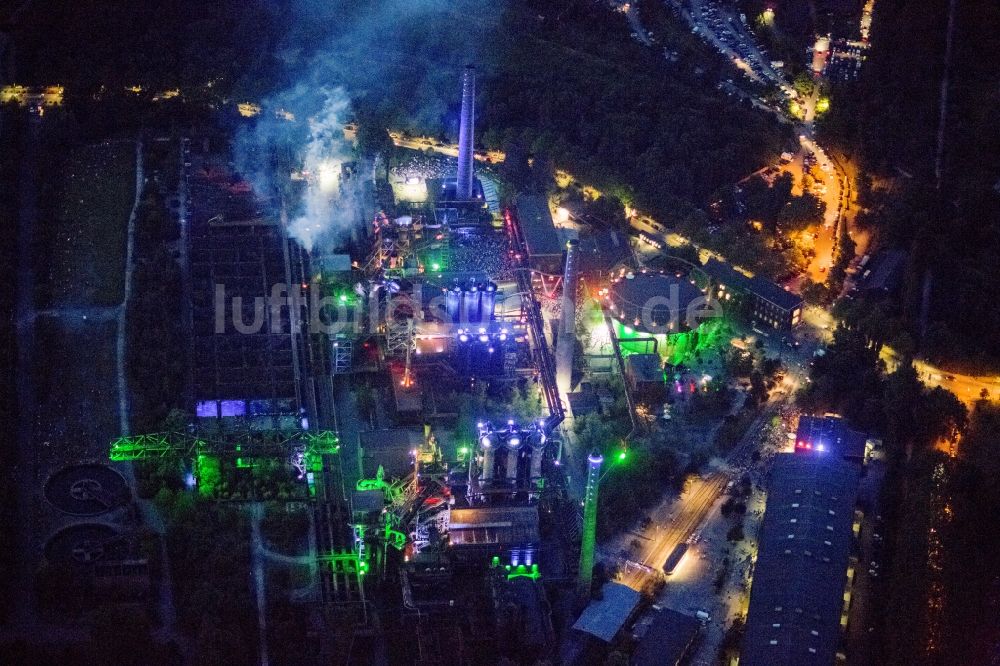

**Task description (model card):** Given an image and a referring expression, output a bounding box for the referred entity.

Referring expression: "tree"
[743,174,793,231]
[778,192,825,231]
[355,112,395,176]
[801,323,884,428]
[510,384,542,420]
[724,348,753,377]
[749,370,768,405]
[801,278,830,305]
[792,72,815,97]
[499,138,530,190]
[527,151,555,193]
[826,229,856,293]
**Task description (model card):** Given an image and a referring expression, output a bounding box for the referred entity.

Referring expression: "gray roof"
[748,274,803,312]
[795,415,866,460]
[448,506,539,548]
[631,608,700,666]
[360,428,424,478]
[572,582,642,643]
[741,454,860,666]
[702,257,802,312]
[608,272,705,334]
[626,353,664,384]
[578,228,632,273]
[515,195,563,258]
[858,249,906,293]
[702,257,751,290]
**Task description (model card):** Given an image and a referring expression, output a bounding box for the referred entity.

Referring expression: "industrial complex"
[16,57,879,666]
[7,0,993,663]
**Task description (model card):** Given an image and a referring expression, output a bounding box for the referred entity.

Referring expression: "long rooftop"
[741,454,860,666]
[514,195,563,259]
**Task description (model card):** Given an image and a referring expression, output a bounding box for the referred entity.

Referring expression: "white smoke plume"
[287,89,353,251]
[234,83,356,251]
[233,0,503,251]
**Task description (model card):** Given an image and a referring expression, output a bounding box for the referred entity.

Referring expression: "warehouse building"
[741,454,860,666]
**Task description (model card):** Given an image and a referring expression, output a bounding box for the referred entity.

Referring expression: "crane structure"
[110,429,340,481]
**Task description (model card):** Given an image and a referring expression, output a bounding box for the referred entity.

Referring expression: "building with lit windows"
[702,258,803,331]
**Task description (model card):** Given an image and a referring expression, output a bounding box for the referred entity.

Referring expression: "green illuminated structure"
[614,316,729,366]
[414,243,448,274]
[506,563,541,581]
[384,522,407,551]
[492,556,542,582]
[109,432,205,460]
[577,450,604,600]
[109,430,340,497]
[355,465,405,503]
[319,551,366,577]
[355,467,410,557]
[110,430,339,462]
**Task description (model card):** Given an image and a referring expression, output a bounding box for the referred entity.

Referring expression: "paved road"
[116,138,143,436]
[883,347,1000,406]
[618,408,774,590]
[619,473,728,589]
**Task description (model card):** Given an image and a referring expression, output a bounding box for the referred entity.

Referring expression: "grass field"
[44,140,136,307]
[32,316,120,465]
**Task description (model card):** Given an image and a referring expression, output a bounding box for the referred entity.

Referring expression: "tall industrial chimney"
[577,451,604,600]
[556,239,579,395]
[456,65,476,200]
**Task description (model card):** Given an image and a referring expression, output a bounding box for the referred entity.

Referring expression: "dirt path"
[116,138,143,436]
[934,0,958,189]
[249,503,271,666]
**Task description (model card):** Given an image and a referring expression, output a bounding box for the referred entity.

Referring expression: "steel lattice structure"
[110,430,340,471]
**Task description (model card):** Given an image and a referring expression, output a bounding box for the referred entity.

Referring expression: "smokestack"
[556,239,579,395]
[577,451,604,600]
[456,65,476,200]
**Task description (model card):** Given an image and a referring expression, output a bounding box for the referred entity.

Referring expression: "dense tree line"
[127,177,187,433]
[741,172,825,233]
[9,0,792,266]
[157,491,258,666]
[819,0,1000,369]
[8,0,285,99]
[481,0,789,222]
[795,306,1000,665]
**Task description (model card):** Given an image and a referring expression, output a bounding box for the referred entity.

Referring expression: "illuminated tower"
[576,450,603,600]
[556,239,579,395]
[456,65,476,200]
